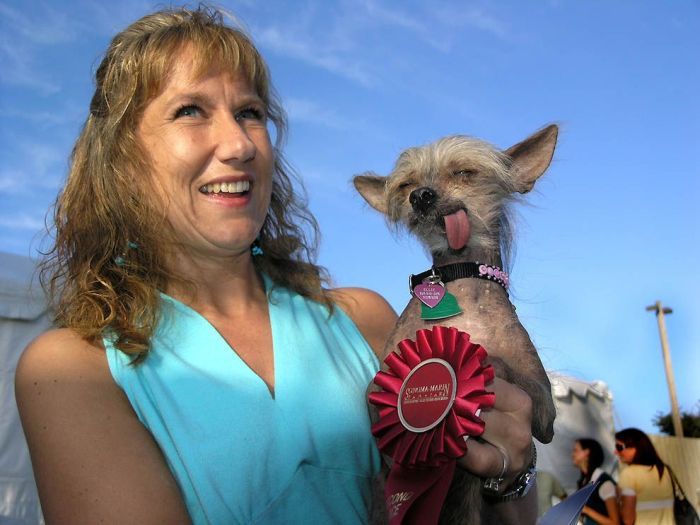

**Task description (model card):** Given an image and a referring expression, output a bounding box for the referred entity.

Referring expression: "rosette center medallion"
[397,358,456,433]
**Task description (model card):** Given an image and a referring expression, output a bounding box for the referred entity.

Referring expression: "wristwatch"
[482,442,537,503]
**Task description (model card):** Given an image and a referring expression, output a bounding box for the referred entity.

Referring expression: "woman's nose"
[214,115,257,163]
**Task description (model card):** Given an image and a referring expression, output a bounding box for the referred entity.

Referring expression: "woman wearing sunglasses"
[572,438,620,525]
[615,427,674,524]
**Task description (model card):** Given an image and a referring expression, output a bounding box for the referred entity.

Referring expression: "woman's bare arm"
[15,329,190,525]
[329,287,398,358]
[619,495,636,525]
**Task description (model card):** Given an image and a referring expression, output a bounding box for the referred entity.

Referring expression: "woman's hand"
[457,377,537,524]
[457,377,533,487]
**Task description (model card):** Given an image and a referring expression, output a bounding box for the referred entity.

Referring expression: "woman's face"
[571,441,590,470]
[614,441,636,465]
[137,46,274,263]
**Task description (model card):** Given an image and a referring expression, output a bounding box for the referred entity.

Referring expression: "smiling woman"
[13,5,539,525]
[137,49,274,268]
[40,7,330,358]
[13,6,398,524]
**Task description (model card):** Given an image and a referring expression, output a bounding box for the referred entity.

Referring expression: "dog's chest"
[390,280,534,365]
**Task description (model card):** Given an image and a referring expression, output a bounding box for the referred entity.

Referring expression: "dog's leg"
[439,469,481,524]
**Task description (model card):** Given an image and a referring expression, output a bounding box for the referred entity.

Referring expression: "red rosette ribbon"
[368,325,495,525]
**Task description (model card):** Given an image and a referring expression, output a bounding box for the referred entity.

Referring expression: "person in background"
[615,427,674,525]
[572,438,620,525]
[15,5,538,524]
[536,469,567,518]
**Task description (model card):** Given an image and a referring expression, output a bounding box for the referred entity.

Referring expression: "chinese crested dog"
[355,125,558,524]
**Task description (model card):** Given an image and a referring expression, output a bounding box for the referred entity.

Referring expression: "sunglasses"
[615,443,627,452]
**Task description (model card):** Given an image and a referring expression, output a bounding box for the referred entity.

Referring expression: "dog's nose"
[409,187,437,213]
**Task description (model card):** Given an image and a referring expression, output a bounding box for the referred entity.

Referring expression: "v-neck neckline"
[159,275,279,400]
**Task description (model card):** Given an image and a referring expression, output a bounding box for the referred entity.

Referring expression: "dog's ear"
[353,173,389,214]
[505,124,558,194]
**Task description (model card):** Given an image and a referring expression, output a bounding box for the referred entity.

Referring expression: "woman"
[15,6,537,524]
[615,428,675,525]
[571,438,620,525]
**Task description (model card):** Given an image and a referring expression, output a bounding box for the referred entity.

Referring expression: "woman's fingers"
[487,377,533,416]
[457,378,534,484]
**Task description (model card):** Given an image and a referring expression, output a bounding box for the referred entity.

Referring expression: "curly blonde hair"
[41,5,330,361]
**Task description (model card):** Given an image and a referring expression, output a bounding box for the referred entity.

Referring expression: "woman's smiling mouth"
[199,180,251,196]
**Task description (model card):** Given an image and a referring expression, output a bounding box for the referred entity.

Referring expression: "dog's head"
[353,124,558,261]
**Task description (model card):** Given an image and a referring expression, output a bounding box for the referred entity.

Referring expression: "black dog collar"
[409,262,509,294]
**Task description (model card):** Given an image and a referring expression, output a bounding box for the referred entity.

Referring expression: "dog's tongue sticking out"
[444,209,470,250]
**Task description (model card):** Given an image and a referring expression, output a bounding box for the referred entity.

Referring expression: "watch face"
[483,465,536,502]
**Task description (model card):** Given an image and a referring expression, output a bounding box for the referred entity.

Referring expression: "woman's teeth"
[200,180,250,194]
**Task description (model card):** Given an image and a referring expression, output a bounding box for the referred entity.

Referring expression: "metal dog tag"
[413,280,446,308]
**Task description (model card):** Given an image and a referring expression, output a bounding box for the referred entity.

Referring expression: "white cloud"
[360,0,453,52]
[286,98,351,130]
[0,171,22,192]
[251,0,511,89]
[0,1,140,95]
[432,5,510,40]
[0,35,60,95]
[0,141,66,195]
[0,2,79,45]
[355,1,512,53]
[0,104,83,129]
[0,212,46,231]
[255,25,375,87]
[0,2,86,93]
[79,0,161,37]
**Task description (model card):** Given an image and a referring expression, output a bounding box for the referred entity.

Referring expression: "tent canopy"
[0,252,47,321]
[537,372,616,493]
[1,252,49,524]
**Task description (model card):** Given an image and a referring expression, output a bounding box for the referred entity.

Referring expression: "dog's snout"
[409,187,437,214]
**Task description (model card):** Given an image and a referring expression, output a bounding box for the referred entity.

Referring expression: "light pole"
[645,301,683,438]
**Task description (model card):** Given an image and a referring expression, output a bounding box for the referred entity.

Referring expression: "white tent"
[1,252,49,525]
[536,373,617,493]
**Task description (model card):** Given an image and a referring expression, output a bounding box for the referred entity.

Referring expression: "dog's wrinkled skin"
[355,125,558,524]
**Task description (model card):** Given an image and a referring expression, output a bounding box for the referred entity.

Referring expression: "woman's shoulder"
[327,287,398,359]
[619,463,654,483]
[18,326,105,366]
[15,328,114,403]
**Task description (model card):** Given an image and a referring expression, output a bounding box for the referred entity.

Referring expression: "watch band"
[482,442,537,503]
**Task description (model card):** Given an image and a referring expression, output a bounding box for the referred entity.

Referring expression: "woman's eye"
[235,107,265,122]
[174,104,201,119]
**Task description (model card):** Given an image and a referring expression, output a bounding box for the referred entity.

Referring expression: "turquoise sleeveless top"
[105,278,381,524]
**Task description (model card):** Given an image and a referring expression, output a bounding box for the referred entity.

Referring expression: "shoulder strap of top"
[598,471,616,485]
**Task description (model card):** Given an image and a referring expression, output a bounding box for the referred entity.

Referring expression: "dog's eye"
[398,182,414,190]
[453,169,476,177]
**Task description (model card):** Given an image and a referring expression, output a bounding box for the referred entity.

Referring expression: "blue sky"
[1,0,698,435]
